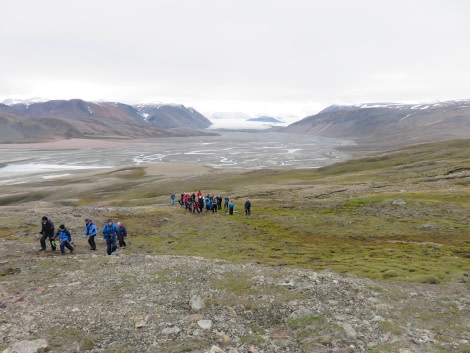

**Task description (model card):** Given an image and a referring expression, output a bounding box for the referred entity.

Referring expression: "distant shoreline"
[0,138,159,150]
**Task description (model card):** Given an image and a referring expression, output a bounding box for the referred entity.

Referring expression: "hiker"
[102,218,119,255]
[217,196,222,210]
[39,216,55,251]
[224,197,229,209]
[211,196,218,213]
[228,200,235,215]
[170,193,175,205]
[205,197,212,211]
[117,221,127,248]
[244,199,251,215]
[54,224,74,255]
[198,196,204,211]
[84,219,97,250]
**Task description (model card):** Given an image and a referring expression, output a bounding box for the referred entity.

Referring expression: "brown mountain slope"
[284,100,470,149]
[0,99,214,142]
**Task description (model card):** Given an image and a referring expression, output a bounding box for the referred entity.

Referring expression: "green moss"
[45,326,96,351]
[378,320,404,335]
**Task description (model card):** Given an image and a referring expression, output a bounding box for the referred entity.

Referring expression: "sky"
[1,0,470,119]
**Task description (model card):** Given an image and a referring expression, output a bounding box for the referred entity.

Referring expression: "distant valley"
[1,98,470,152]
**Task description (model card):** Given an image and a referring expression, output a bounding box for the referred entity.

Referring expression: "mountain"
[134,103,211,129]
[284,99,470,149]
[0,99,213,142]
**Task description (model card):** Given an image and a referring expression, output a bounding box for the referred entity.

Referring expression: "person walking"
[244,199,251,215]
[117,221,127,248]
[39,216,55,251]
[228,200,235,215]
[84,219,97,250]
[170,193,175,205]
[54,224,74,255]
[102,219,119,255]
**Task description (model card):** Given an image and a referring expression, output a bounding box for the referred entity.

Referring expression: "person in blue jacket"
[102,218,119,255]
[53,224,74,255]
[84,219,97,250]
[228,200,235,215]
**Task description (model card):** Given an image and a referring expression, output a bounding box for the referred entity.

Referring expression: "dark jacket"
[41,219,55,237]
[118,224,127,237]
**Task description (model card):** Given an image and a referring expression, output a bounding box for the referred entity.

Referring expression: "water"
[0,132,354,185]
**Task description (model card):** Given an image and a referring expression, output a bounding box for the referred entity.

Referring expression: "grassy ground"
[2,139,470,284]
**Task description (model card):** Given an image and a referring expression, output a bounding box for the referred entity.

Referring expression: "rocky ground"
[1,210,469,353]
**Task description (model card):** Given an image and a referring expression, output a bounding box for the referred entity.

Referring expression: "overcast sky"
[1,0,469,118]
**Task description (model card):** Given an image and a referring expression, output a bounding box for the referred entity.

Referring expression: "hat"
[59,224,65,229]
[107,218,113,223]
[42,216,48,221]
[117,222,122,226]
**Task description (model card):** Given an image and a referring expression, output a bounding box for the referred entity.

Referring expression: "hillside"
[284,100,470,150]
[0,99,213,142]
[135,104,211,129]
[1,139,469,352]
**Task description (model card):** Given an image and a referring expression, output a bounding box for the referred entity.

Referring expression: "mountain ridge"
[0,99,213,142]
[284,99,470,149]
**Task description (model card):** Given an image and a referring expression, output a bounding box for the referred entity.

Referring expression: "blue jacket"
[84,221,97,237]
[102,223,119,239]
[55,228,71,242]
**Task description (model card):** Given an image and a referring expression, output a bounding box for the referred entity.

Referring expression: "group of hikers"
[39,216,127,255]
[171,191,251,216]
[38,191,251,255]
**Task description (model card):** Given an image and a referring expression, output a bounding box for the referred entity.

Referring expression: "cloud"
[1,0,470,117]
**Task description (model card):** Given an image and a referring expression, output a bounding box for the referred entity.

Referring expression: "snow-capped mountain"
[0,99,212,142]
[285,99,470,148]
[135,103,211,129]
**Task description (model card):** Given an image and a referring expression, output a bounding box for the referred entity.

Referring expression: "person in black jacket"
[244,199,251,215]
[39,216,55,251]
[117,221,127,248]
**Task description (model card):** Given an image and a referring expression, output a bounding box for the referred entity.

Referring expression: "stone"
[197,319,213,330]
[162,326,181,335]
[371,315,385,322]
[392,199,406,205]
[2,339,48,353]
[185,313,204,322]
[190,295,205,312]
[209,346,225,353]
[339,322,357,338]
[134,315,149,328]
[217,333,230,344]
[289,307,315,319]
